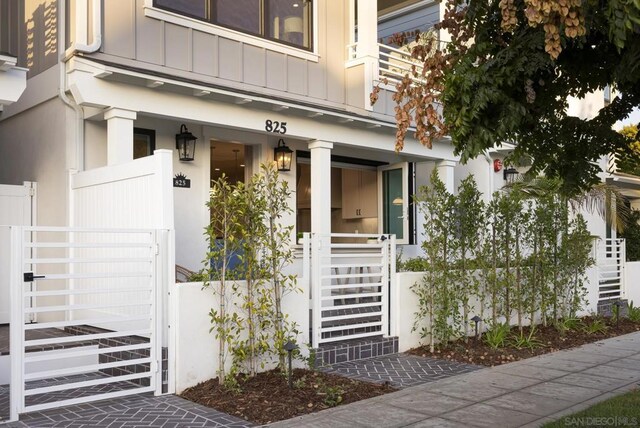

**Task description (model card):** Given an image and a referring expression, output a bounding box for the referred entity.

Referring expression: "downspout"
[58,0,102,172]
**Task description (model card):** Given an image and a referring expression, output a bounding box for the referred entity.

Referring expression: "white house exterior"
[0,0,631,417]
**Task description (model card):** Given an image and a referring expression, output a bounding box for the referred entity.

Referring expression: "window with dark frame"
[153,0,313,51]
[133,128,156,159]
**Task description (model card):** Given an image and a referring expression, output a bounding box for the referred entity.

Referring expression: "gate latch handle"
[23,272,45,282]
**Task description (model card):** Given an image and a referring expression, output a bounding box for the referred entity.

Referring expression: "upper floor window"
[154,0,312,50]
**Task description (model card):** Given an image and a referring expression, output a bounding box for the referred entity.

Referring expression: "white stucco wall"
[0,97,71,227]
[394,272,424,352]
[626,262,640,307]
[175,280,309,393]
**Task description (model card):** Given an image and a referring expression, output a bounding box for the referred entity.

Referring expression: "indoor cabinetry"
[341,169,377,219]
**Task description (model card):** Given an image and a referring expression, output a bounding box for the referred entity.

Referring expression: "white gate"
[311,233,396,348]
[0,182,36,324]
[596,238,626,301]
[9,227,166,421]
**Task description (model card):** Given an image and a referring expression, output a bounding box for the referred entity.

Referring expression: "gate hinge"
[155,243,160,255]
[28,187,36,197]
[153,360,160,373]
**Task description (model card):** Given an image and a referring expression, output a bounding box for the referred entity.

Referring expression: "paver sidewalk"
[268,332,640,428]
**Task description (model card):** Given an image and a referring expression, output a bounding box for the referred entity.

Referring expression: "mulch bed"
[407,316,640,367]
[180,368,396,425]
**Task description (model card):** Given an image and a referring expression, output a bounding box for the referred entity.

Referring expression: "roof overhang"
[0,53,28,109]
[607,172,640,200]
[66,56,459,162]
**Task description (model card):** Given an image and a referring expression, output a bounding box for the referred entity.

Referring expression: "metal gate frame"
[9,226,167,421]
[596,238,626,302]
[310,233,396,348]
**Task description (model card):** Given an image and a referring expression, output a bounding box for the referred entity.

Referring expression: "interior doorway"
[210,141,250,186]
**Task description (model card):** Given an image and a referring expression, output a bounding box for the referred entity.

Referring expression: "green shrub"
[620,210,640,262]
[398,257,429,272]
[555,317,582,336]
[483,323,511,349]
[583,318,609,335]
[627,301,640,322]
[509,327,542,350]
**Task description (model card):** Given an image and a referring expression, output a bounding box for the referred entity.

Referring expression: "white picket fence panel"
[9,226,167,421]
[596,238,626,301]
[310,233,396,348]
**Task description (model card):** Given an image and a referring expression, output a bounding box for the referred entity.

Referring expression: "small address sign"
[265,120,287,134]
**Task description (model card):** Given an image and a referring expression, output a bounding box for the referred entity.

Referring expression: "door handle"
[23,272,45,282]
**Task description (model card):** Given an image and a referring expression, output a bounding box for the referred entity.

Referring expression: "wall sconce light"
[503,167,519,183]
[176,124,197,161]
[274,139,293,172]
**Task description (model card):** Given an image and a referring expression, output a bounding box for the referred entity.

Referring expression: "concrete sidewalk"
[268,332,640,428]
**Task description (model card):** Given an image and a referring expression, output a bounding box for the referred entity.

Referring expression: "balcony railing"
[347,42,425,90]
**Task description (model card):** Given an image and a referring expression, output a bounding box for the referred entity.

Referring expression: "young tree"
[257,163,299,369]
[205,176,243,386]
[455,176,484,340]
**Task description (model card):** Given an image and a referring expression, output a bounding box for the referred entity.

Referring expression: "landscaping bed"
[408,316,640,367]
[180,368,396,425]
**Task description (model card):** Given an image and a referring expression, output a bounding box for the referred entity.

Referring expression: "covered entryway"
[6,226,168,422]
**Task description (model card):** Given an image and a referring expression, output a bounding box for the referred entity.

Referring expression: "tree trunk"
[515,229,522,332]
[218,213,228,386]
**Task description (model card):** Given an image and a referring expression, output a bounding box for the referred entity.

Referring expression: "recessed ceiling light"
[240,164,245,167]
[293,2,299,7]
[214,168,220,171]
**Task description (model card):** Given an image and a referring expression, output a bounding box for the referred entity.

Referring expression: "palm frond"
[504,177,630,232]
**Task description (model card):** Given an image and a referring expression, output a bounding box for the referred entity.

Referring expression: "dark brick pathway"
[321,353,482,388]
[0,378,253,427]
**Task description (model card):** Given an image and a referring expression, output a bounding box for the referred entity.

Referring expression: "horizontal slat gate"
[311,233,394,348]
[597,238,626,301]
[10,227,164,421]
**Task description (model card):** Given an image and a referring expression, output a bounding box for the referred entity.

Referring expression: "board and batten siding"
[96,0,357,110]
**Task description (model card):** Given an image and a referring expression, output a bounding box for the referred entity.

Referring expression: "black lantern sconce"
[274,139,293,172]
[176,124,197,162]
[503,167,519,183]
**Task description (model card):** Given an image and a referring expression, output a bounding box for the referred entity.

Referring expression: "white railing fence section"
[9,226,167,421]
[596,238,626,301]
[309,233,395,348]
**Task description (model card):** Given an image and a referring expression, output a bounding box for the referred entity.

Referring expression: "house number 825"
[265,120,287,134]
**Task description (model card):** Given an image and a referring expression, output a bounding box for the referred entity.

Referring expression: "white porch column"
[309,140,333,236]
[355,0,379,111]
[104,107,137,165]
[436,160,456,194]
[356,0,378,58]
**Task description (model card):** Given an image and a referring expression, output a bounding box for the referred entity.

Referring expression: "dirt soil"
[180,368,396,425]
[407,317,640,366]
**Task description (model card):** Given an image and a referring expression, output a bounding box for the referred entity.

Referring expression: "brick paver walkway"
[0,382,253,427]
[269,332,640,427]
[321,354,482,388]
